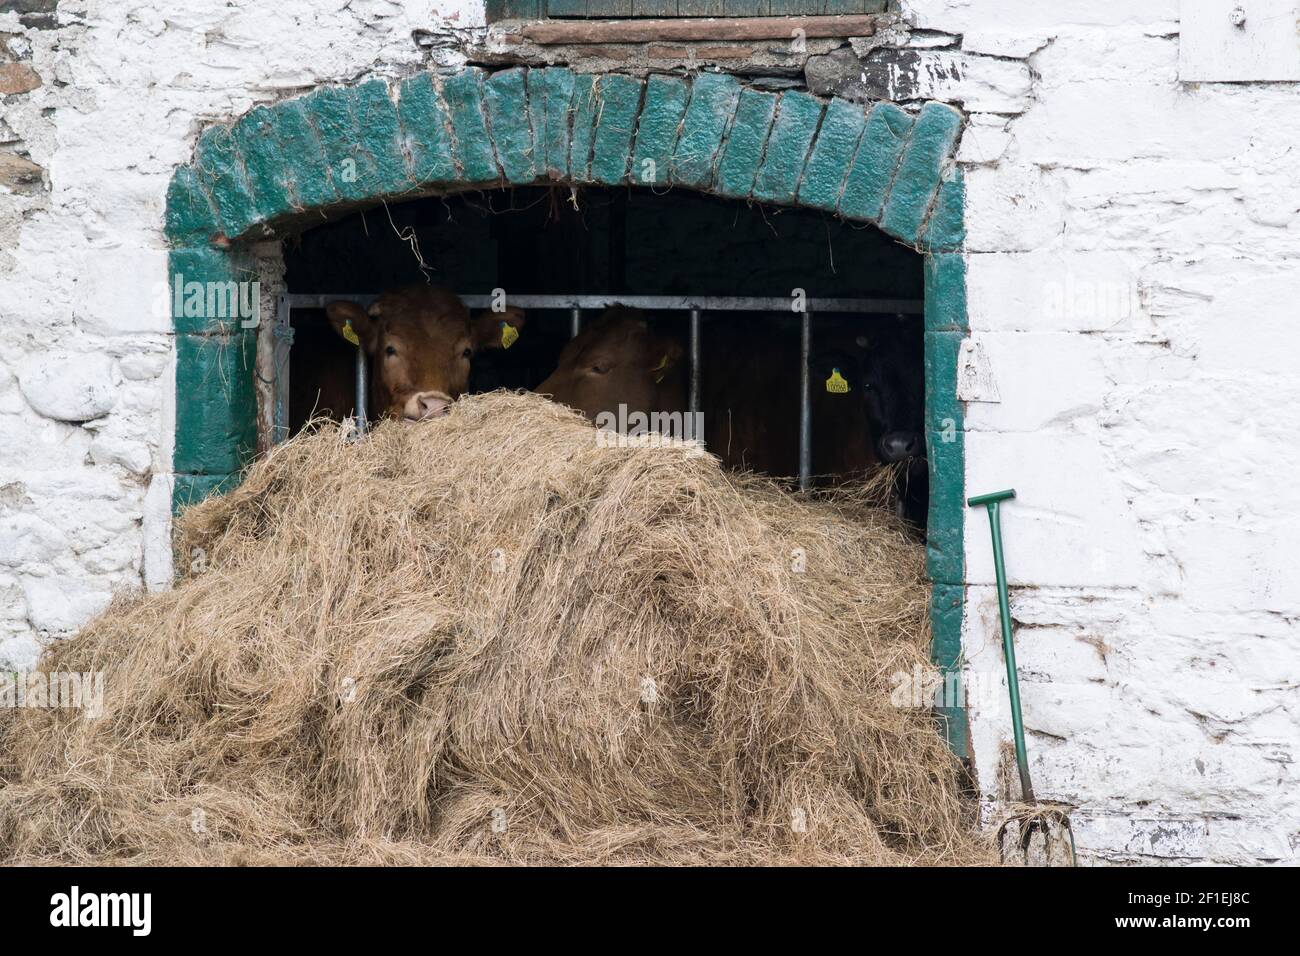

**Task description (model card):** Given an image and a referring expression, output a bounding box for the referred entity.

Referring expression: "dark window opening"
[282,186,927,529]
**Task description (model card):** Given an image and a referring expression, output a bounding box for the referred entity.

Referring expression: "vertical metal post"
[799,311,813,491]
[570,307,582,339]
[688,309,701,414]
[354,345,368,435]
[272,295,292,445]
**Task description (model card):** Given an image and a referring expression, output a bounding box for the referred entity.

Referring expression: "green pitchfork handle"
[967,489,1035,804]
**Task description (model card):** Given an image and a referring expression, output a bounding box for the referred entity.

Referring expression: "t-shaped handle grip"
[967,488,1016,507]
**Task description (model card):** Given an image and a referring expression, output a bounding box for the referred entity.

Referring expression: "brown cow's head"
[325,286,525,421]
[535,308,685,422]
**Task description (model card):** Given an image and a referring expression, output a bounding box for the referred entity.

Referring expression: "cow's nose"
[404,391,452,421]
[879,430,924,462]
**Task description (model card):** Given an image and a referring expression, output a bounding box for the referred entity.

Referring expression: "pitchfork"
[968,489,1077,867]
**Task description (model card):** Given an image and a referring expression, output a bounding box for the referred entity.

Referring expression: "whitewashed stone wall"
[0,0,474,669]
[0,0,1294,864]
[911,1,1299,864]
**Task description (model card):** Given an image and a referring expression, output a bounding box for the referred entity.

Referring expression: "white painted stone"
[906,0,1180,32]
[20,575,114,635]
[17,352,117,422]
[0,575,28,622]
[1164,520,1300,615]
[955,113,1013,165]
[143,473,174,592]
[1033,26,1180,89]
[1010,80,1252,163]
[1015,626,1109,684]
[901,30,961,49]
[965,431,1148,588]
[955,338,1000,403]
[0,363,24,414]
[72,246,171,336]
[118,351,169,381]
[0,513,68,567]
[1020,680,1117,742]
[1179,0,1300,82]
[89,432,153,474]
[1201,818,1294,863]
[20,468,128,502]
[893,49,1035,113]
[0,629,41,672]
[964,165,1068,254]
[967,249,1151,333]
[1069,812,1209,861]
[962,30,1054,59]
[962,332,1107,431]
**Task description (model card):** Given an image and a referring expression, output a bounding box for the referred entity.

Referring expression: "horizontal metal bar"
[280,293,923,315]
[283,294,380,310]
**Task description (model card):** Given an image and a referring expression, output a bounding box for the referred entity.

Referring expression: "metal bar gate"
[274,293,924,490]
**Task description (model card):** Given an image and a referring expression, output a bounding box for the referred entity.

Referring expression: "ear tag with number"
[342,320,361,347]
[825,368,850,394]
[500,321,519,349]
[652,354,669,384]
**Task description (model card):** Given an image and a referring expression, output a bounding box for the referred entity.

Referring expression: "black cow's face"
[813,318,928,529]
[856,320,925,464]
[810,319,925,464]
[854,318,927,528]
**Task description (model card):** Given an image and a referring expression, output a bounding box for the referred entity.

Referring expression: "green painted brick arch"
[164,66,970,755]
[165,68,965,248]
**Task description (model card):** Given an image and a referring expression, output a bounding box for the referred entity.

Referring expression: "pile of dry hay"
[0,393,990,865]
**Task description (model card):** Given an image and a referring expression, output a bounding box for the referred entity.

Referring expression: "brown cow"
[536,308,877,483]
[324,285,525,421]
[534,307,687,428]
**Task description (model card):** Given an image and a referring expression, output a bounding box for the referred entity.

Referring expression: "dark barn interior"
[282,186,928,528]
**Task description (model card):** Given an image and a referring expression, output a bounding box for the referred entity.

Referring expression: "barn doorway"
[279,186,928,528]
[166,68,969,757]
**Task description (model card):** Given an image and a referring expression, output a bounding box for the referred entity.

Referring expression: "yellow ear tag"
[652,354,669,384]
[825,368,850,394]
[500,321,519,349]
[341,320,361,347]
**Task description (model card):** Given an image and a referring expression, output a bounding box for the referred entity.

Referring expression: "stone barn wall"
[0,0,1295,864]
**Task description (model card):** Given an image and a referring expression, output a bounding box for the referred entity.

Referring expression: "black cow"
[855,315,928,529]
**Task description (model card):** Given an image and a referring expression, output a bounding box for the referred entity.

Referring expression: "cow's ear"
[471,306,527,351]
[326,301,378,353]
[648,338,685,381]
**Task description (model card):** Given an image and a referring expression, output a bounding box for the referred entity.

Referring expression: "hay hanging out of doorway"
[0,393,989,865]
